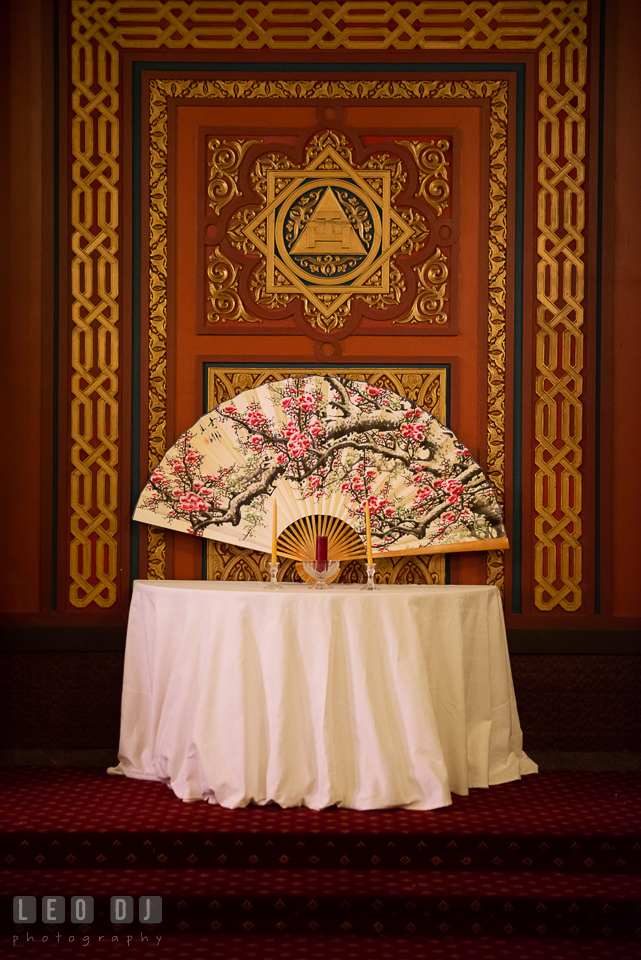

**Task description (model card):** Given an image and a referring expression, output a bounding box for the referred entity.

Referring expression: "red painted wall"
[0,0,639,630]
[0,1,54,614]
[610,0,641,616]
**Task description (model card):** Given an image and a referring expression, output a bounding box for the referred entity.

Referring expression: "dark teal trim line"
[130,59,526,600]
[129,64,143,585]
[511,65,526,613]
[135,62,524,75]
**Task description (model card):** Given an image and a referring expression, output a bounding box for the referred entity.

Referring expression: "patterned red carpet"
[1,768,639,959]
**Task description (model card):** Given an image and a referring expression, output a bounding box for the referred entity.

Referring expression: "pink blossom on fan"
[309,420,322,437]
[282,396,294,410]
[277,452,287,464]
[178,493,208,512]
[223,405,237,414]
[400,422,424,441]
[287,430,310,457]
[367,386,382,397]
[250,436,263,448]
[441,479,463,501]
[299,393,317,412]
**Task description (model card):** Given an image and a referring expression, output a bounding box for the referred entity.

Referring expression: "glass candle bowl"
[302,559,340,588]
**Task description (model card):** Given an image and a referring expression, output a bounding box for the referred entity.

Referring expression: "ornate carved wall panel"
[201,126,455,337]
[149,78,507,593]
[533,13,587,612]
[67,1,589,617]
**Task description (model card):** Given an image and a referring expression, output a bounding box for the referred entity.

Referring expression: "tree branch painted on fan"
[134,375,507,553]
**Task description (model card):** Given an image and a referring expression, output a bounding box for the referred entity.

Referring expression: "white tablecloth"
[111,581,537,810]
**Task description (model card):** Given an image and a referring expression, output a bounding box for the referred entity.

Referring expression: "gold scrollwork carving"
[207,247,262,324]
[250,152,293,202]
[249,262,295,310]
[361,152,407,202]
[301,296,351,333]
[397,139,450,216]
[484,79,509,593]
[361,263,406,311]
[207,138,261,214]
[227,208,261,255]
[397,208,430,255]
[395,249,448,324]
[305,129,354,165]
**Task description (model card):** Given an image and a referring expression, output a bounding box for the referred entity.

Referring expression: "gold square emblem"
[244,143,413,319]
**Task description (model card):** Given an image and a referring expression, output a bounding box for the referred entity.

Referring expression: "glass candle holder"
[361,562,379,591]
[302,559,340,589]
[264,561,283,589]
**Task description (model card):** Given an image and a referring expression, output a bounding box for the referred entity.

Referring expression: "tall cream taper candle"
[365,501,373,566]
[271,501,278,563]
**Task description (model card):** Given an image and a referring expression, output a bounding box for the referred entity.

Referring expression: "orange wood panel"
[165,98,490,583]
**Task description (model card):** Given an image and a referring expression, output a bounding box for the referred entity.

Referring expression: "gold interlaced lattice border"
[205,367,447,585]
[534,11,587,611]
[146,77,508,590]
[69,1,587,612]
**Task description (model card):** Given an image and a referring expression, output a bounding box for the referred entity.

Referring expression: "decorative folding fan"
[134,375,509,559]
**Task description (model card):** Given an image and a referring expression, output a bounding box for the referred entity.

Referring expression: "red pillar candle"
[315,535,328,564]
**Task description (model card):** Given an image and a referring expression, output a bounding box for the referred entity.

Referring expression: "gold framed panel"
[204,365,448,585]
[68,1,587,613]
[146,77,508,594]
